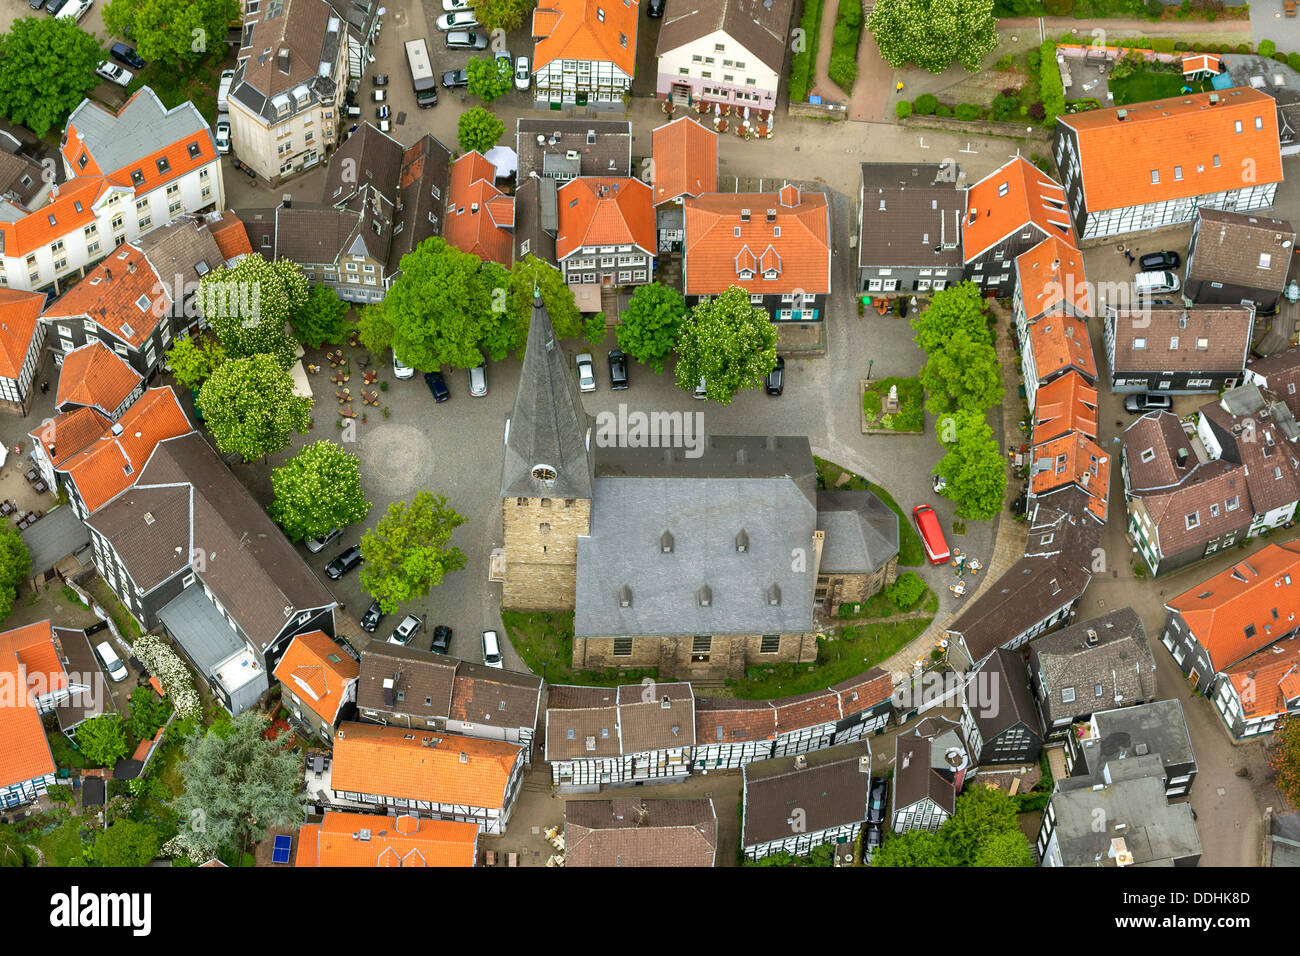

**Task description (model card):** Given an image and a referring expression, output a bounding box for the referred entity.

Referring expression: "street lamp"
[867,359,874,379]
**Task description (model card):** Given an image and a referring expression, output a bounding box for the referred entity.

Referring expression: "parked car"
[1139,250,1181,271]
[430,625,452,654]
[214,117,231,154]
[425,370,450,403]
[481,629,504,669]
[96,61,133,87]
[575,352,596,392]
[29,0,49,10]
[231,158,257,179]
[515,55,531,91]
[393,353,415,379]
[95,640,128,682]
[646,0,666,15]
[441,68,469,88]
[305,527,343,554]
[359,600,385,633]
[443,0,473,8]
[864,822,883,855]
[693,377,707,400]
[44,0,69,14]
[468,362,487,397]
[446,30,489,49]
[372,73,389,87]
[437,10,479,29]
[912,504,951,566]
[372,88,387,103]
[110,42,146,70]
[324,544,362,580]
[1134,270,1181,296]
[608,350,629,390]
[387,614,423,646]
[868,777,888,825]
[766,355,785,395]
[55,0,92,22]
[217,68,234,112]
[1124,392,1174,413]
[494,49,512,76]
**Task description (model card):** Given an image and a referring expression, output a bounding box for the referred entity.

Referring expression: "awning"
[569,282,602,314]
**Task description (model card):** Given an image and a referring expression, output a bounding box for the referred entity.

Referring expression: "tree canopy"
[467,55,512,103]
[933,409,1008,520]
[103,0,241,70]
[874,786,1034,867]
[90,820,161,867]
[473,0,533,31]
[0,17,103,137]
[911,281,993,354]
[0,525,31,623]
[867,0,998,74]
[200,254,307,370]
[673,286,778,404]
[199,354,312,462]
[457,106,506,154]
[78,714,129,768]
[359,492,468,614]
[165,334,227,392]
[290,283,351,350]
[269,440,370,542]
[919,327,1004,415]
[616,283,685,374]
[1271,716,1300,809]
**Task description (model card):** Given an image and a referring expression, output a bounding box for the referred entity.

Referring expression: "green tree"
[1270,715,1300,808]
[473,0,533,31]
[171,711,307,855]
[507,254,592,349]
[103,0,241,71]
[78,714,129,768]
[0,17,103,136]
[0,525,31,622]
[90,820,161,867]
[199,355,312,462]
[942,785,1020,864]
[617,284,685,373]
[357,302,395,358]
[887,571,928,610]
[919,328,1003,415]
[867,0,997,74]
[911,281,992,354]
[269,440,369,542]
[474,260,517,361]
[359,492,468,614]
[871,829,953,866]
[124,687,171,743]
[200,254,307,370]
[457,106,506,155]
[165,334,227,391]
[674,286,778,405]
[971,829,1036,867]
[934,410,1007,520]
[290,284,350,350]
[467,55,512,103]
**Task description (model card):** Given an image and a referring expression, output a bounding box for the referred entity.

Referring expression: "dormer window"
[738,269,753,280]
[131,169,145,186]
[188,142,201,159]
[697,584,712,607]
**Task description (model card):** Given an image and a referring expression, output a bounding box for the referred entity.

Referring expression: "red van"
[912,504,951,565]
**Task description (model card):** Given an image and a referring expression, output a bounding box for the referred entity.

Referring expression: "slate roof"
[357,642,456,718]
[741,740,871,846]
[545,683,694,759]
[892,715,969,817]
[1029,607,1156,725]
[967,647,1040,741]
[387,134,452,274]
[654,0,793,74]
[1188,207,1294,295]
[856,163,965,269]
[814,490,900,574]
[565,798,717,866]
[513,178,558,266]
[516,119,631,180]
[1108,305,1253,375]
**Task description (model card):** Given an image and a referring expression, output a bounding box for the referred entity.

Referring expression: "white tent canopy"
[485,145,518,179]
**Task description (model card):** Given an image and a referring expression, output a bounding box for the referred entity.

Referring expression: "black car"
[864,822,883,855]
[608,349,629,390]
[646,0,666,16]
[373,73,389,86]
[1139,250,1181,271]
[425,371,450,403]
[867,777,887,825]
[45,0,69,14]
[324,544,362,580]
[29,0,49,10]
[359,599,385,633]
[430,625,452,654]
[441,69,469,88]
[766,355,785,395]
[110,42,146,70]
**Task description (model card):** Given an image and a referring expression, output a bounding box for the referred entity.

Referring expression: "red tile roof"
[0,177,114,260]
[1058,88,1283,213]
[272,631,359,727]
[964,156,1074,261]
[29,406,113,468]
[1167,543,1300,670]
[208,211,254,261]
[1182,53,1222,75]
[694,698,777,743]
[0,622,61,791]
[330,721,522,809]
[1016,235,1090,321]
[771,688,841,731]
[0,289,45,379]
[1033,371,1099,444]
[556,176,656,260]
[532,0,639,76]
[444,152,514,266]
[1027,313,1096,384]
[683,187,830,296]
[295,811,477,867]
[1030,432,1110,521]
[54,342,143,415]
[1223,634,1300,721]
[651,117,718,205]
[46,246,169,350]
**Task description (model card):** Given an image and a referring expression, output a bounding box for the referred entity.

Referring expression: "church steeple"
[500,291,595,499]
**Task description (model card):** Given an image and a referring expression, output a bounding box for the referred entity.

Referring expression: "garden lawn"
[1109,71,1189,106]
[501,611,657,686]
[33,817,86,867]
[838,584,938,620]
[815,457,926,566]
[862,376,924,432]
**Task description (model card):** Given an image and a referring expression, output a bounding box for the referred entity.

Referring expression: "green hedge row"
[788,0,827,104]
[1039,40,1064,128]
[827,0,863,93]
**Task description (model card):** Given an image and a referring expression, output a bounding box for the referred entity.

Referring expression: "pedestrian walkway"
[809,0,847,104]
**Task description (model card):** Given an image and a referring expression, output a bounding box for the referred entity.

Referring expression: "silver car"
[387,614,423,646]
[575,353,596,392]
[469,362,487,397]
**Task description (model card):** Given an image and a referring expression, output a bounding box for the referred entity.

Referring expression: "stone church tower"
[500,292,594,611]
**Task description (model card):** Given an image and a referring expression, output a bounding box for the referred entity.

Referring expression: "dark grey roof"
[500,294,595,499]
[516,119,631,180]
[742,740,871,847]
[229,0,349,125]
[84,484,190,592]
[545,683,694,760]
[1188,207,1294,294]
[1080,699,1196,776]
[893,715,968,816]
[655,0,794,74]
[0,149,45,208]
[356,642,456,717]
[815,489,899,574]
[157,583,245,675]
[21,505,90,574]
[138,215,226,296]
[323,123,404,210]
[1108,305,1253,376]
[596,435,816,491]
[1271,811,1300,866]
[1029,608,1157,725]
[387,135,452,274]
[53,626,111,732]
[967,647,1040,740]
[513,179,558,266]
[857,163,965,269]
[234,207,277,257]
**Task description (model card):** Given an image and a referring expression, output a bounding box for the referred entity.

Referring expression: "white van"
[56,0,92,21]
[481,629,503,669]
[1134,270,1181,296]
[217,69,235,113]
[95,640,128,683]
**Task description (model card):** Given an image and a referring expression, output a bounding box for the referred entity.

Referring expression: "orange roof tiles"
[1224,635,1300,720]
[1058,89,1283,212]
[295,811,477,867]
[59,387,192,513]
[272,631,359,726]
[651,117,718,205]
[1030,432,1110,521]
[46,246,168,349]
[964,156,1074,260]
[532,0,639,77]
[1033,371,1099,443]
[444,152,514,266]
[0,289,45,379]
[683,188,830,296]
[1016,235,1090,321]
[1027,313,1096,384]
[208,211,254,261]
[556,176,656,260]
[0,622,61,791]
[1182,53,1221,74]
[330,721,522,810]
[1169,543,1300,670]
[30,407,113,468]
[54,342,144,415]
[0,177,114,260]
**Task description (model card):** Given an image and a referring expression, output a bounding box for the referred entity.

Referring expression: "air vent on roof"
[794,754,808,770]
[1135,742,1149,756]
[618,584,632,608]
[661,695,672,710]
[143,512,154,525]
[740,208,751,222]
[661,530,674,553]
[587,129,596,144]
[735,529,748,552]
[697,584,712,607]
[110,423,123,436]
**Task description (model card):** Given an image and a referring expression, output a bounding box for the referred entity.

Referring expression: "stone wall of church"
[501,496,589,611]
[818,556,899,614]
[573,632,819,680]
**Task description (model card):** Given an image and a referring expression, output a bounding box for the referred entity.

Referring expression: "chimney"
[1085,628,1099,646]
[127,260,136,274]
[1209,93,1220,105]
[104,269,112,283]
[1117,109,1128,121]
[1176,447,1189,468]
[794,754,808,770]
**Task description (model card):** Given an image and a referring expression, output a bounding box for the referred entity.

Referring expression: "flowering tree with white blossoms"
[133,635,202,720]
[199,354,313,462]
[199,254,306,370]
[270,440,370,541]
[868,0,997,74]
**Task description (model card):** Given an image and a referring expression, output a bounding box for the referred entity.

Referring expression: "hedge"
[788,0,827,103]
[827,0,863,93]
[914,93,938,115]
[955,103,981,120]
[1260,40,1277,59]
[1039,40,1064,128]
[896,99,913,119]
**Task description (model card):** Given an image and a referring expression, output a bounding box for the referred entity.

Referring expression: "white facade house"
[531,0,639,110]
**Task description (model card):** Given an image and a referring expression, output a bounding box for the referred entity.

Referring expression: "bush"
[1145,0,1162,16]
[828,50,858,91]
[935,104,953,116]
[1152,38,1176,53]
[914,93,938,115]
[1038,40,1064,127]
[992,93,1018,121]
[1276,52,1290,64]
[1260,40,1276,58]
[1028,100,1047,120]
[787,0,825,102]
[888,572,928,610]
[1027,47,1041,72]
[1173,40,1188,51]
[896,99,913,119]
[996,53,1015,71]
[1289,52,1300,73]
[955,102,981,120]
[1236,43,1251,54]
[1191,41,1204,52]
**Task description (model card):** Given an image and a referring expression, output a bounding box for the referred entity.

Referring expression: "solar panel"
[272,835,292,864]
